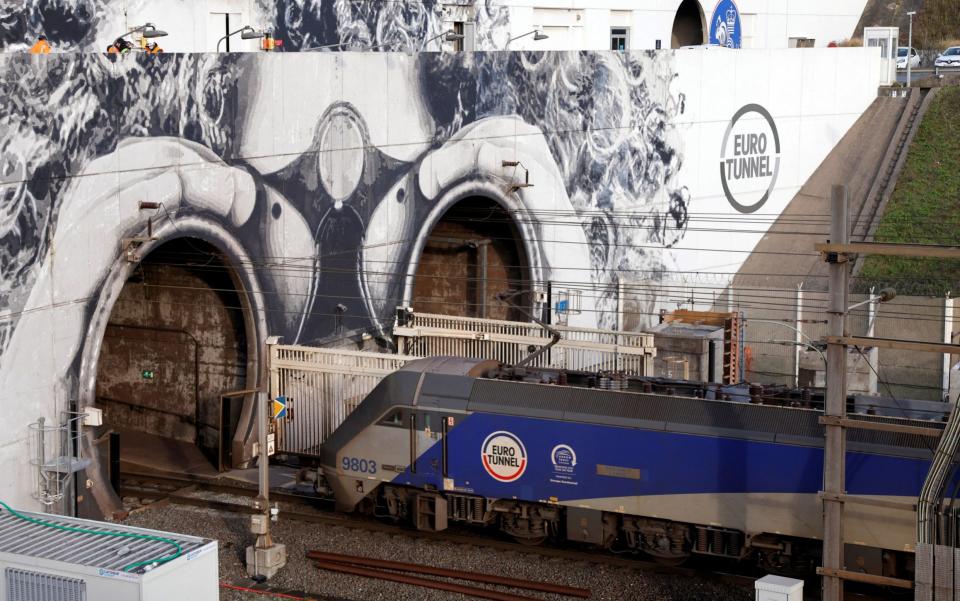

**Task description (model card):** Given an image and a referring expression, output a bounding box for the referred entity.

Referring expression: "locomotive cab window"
[379,408,405,427]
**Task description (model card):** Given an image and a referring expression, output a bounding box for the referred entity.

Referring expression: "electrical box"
[755,574,803,601]
[82,406,103,427]
[0,507,217,601]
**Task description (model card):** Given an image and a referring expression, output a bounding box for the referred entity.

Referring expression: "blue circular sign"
[709,0,742,49]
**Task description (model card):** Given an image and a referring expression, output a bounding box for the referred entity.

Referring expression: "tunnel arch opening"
[93,237,255,472]
[672,0,706,48]
[411,196,532,322]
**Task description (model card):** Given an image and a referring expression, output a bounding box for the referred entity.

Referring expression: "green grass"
[858,85,960,296]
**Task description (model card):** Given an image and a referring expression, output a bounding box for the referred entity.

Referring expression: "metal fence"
[269,312,657,456]
[270,345,417,455]
[394,312,656,375]
[630,277,956,400]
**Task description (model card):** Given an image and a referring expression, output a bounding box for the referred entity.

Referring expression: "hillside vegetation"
[858,86,960,296]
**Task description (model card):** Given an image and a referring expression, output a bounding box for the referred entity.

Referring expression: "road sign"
[141,370,155,380]
[271,395,287,420]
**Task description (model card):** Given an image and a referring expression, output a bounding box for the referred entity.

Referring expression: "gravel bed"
[122,502,751,601]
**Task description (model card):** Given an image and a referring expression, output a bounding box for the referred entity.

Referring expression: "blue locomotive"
[318,356,939,579]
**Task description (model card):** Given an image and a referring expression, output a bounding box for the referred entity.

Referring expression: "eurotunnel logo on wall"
[481,431,527,482]
[719,104,781,214]
[709,0,742,49]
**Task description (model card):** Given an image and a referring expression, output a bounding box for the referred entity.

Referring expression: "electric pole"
[822,185,849,601]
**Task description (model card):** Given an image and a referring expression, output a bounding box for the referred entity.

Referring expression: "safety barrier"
[269,345,417,455]
[393,312,656,375]
[270,314,655,456]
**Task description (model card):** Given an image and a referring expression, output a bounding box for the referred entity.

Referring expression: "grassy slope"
[858,86,960,295]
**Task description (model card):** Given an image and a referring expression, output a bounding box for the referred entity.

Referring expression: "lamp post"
[116,22,168,42]
[906,11,916,86]
[507,29,549,47]
[423,29,465,49]
[217,25,264,53]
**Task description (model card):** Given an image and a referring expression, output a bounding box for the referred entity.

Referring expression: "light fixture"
[115,22,168,43]
[507,29,548,45]
[217,25,264,52]
[424,29,465,47]
[141,24,168,39]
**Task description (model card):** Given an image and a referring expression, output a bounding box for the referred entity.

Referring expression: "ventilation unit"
[0,508,217,600]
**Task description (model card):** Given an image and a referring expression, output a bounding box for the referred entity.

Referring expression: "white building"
[3,0,869,53]
[492,0,869,51]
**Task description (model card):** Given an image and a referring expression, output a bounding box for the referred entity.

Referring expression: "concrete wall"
[0,47,878,510]
[0,0,870,53]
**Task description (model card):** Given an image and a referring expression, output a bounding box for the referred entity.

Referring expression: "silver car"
[935,46,960,68]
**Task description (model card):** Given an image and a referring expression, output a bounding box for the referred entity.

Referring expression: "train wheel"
[651,554,689,567]
[512,535,547,546]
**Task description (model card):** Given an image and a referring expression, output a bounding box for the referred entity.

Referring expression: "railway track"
[307,550,591,601]
[119,471,900,601]
[119,471,755,586]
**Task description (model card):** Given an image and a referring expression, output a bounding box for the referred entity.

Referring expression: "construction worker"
[261,32,275,51]
[107,38,133,54]
[145,41,163,54]
[30,35,51,54]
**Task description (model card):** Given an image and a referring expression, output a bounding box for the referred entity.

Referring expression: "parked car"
[935,46,960,68]
[896,47,921,69]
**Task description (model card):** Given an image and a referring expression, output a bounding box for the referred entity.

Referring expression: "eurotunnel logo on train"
[551,444,577,472]
[549,443,578,486]
[719,103,781,214]
[480,431,527,482]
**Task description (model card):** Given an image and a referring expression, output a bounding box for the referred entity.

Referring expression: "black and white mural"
[0,1,882,509]
[0,49,687,356]
[0,47,693,508]
[0,0,510,52]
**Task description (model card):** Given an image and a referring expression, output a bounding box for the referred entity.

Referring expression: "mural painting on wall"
[0,0,511,52]
[0,47,689,382]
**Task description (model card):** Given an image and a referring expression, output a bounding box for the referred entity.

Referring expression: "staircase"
[852,87,935,246]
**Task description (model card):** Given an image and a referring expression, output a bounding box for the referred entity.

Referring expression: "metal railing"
[394,312,656,375]
[270,345,417,455]
[270,313,655,456]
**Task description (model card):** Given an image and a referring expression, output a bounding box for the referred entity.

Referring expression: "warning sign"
[272,395,287,420]
[480,431,527,482]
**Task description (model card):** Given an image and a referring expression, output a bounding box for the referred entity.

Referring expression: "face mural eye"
[315,104,368,208]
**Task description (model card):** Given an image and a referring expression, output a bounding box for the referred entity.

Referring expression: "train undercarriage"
[364,484,845,577]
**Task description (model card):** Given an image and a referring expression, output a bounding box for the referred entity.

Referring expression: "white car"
[896,47,920,69]
[935,46,960,68]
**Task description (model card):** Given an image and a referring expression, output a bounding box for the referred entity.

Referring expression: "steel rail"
[312,559,544,601]
[119,474,755,588]
[306,550,590,598]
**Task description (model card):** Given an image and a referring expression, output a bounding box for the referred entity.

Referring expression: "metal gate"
[270,345,417,455]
